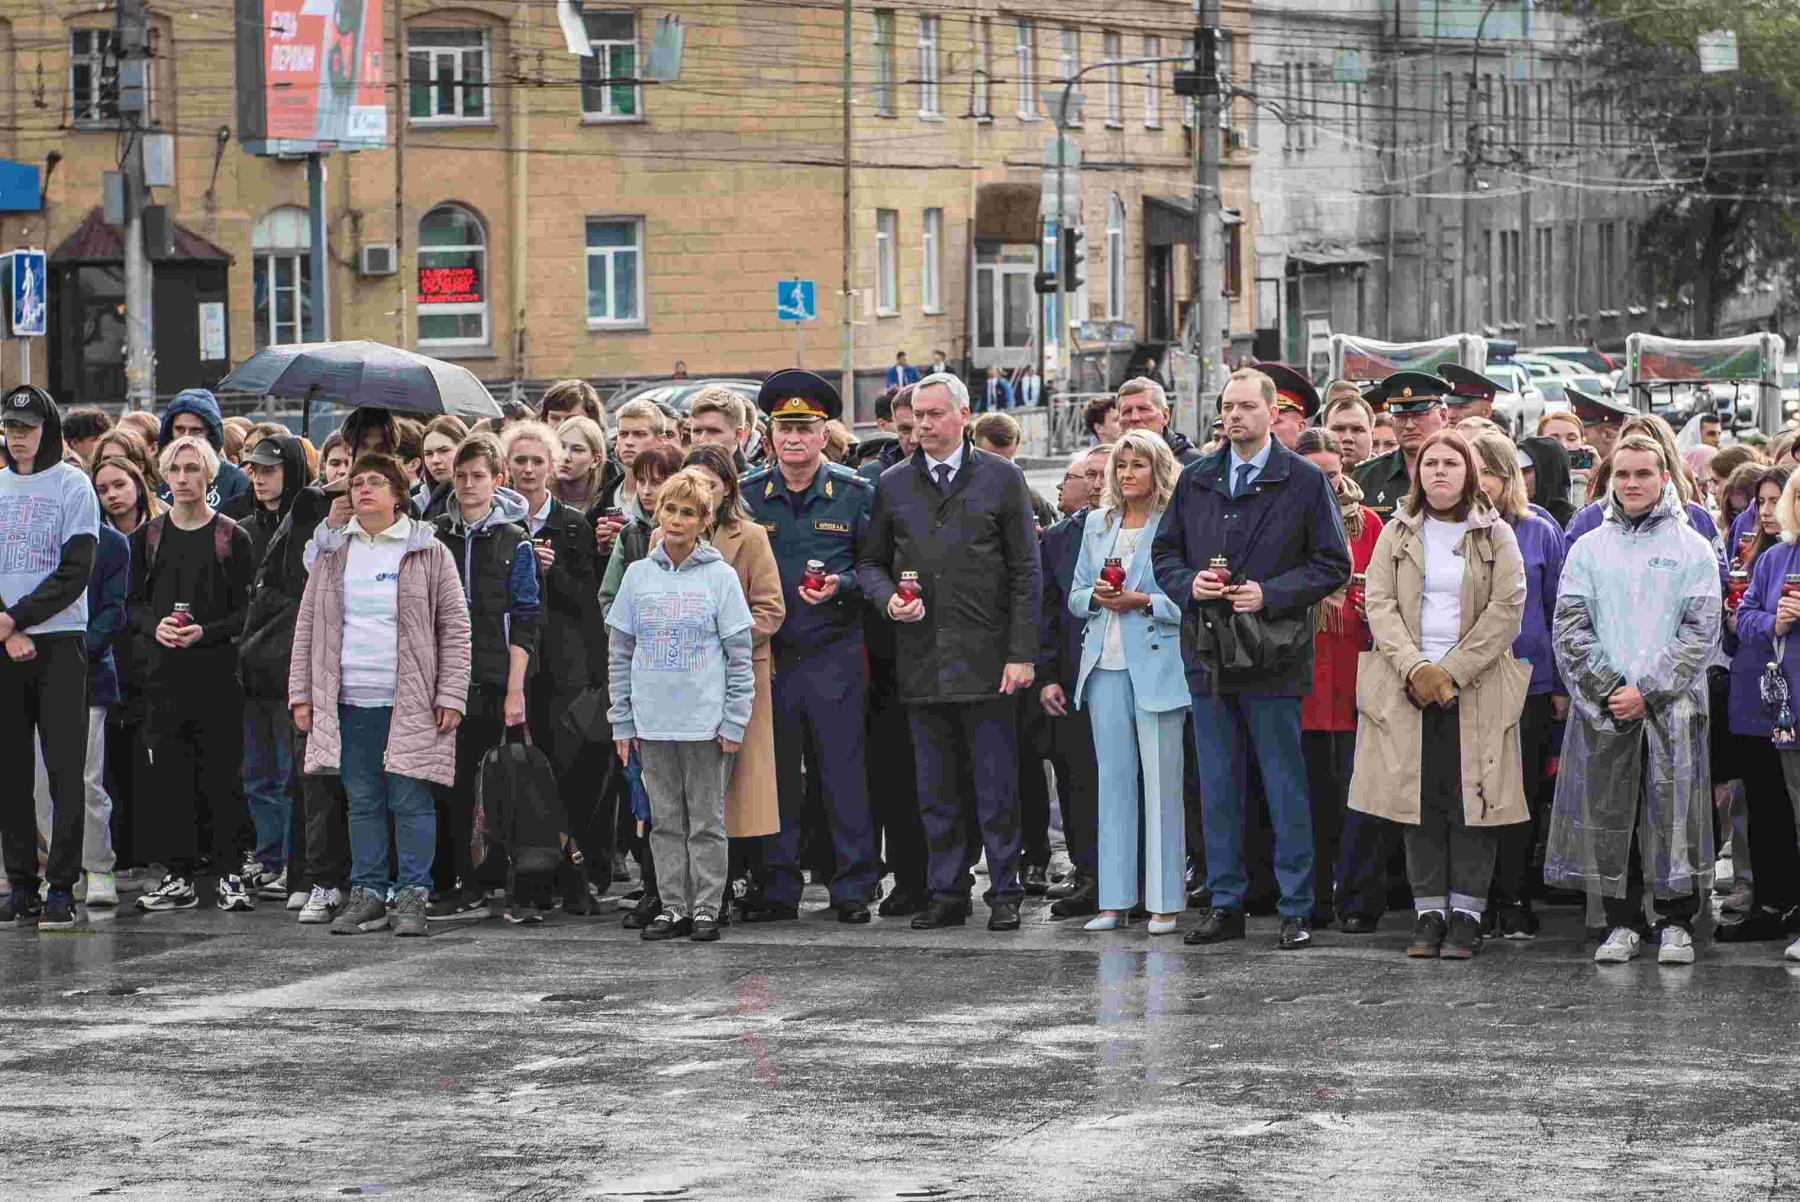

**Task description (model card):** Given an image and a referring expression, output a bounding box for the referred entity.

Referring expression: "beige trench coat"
[709,519,785,838]
[1347,502,1530,827]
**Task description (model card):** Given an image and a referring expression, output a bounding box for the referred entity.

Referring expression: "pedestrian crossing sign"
[777,280,816,323]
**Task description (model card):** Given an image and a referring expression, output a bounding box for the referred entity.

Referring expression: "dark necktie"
[1234,463,1254,499]
[934,463,952,492]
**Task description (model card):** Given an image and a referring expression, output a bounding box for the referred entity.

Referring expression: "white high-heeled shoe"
[1085,911,1129,931]
[1145,915,1179,936]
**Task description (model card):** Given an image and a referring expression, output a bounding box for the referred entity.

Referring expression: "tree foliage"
[1560,0,1800,335]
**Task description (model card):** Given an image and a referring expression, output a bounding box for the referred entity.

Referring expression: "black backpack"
[474,731,567,878]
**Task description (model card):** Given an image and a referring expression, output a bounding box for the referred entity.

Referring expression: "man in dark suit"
[1037,447,1109,916]
[1152,367,1351,951]
[857,372,1043,932]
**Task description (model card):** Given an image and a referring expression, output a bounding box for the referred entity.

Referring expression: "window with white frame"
[408,28,488,123]
[1143,36,1161,127]
[917,15,940,118]
[252,207,313,349]
[586,217,644,326]
[876,210,898,314]
[1015,20,1037,119]
[922,208,943,312]
[1103,32,1122,126]
[1059,27,1080,124]
[70,29,122,124]
[581,11,641,119]
[872,10,896,117]
[973,18,992,118]
[417,204,489,346]
[1106,194,1126,321]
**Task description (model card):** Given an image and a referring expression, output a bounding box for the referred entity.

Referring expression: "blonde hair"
[1611,433,1670,475]
[688,386,747,431]
[556,415,607,500]
[1471,431,1530,521]
[158,434,220,484]
[615,398,664,430]
[501,419,563,468]
[656,467,718,524]
[1537,410,1582,439]
[1100,429,1178,527]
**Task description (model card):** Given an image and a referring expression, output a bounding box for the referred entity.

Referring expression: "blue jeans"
[338,705,436,895]
[1188,692,1315,918]
[243,700,294,869]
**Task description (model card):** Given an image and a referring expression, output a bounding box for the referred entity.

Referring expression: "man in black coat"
[1116,377,1202,466]
[1036,447,1109,917]
[1152,368,1350,951]
[857,373,1043,932]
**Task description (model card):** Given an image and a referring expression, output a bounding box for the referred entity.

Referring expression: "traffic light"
[1060,227,1085,292]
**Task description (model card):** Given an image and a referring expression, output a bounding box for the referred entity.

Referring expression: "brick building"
[0,0,1253,419]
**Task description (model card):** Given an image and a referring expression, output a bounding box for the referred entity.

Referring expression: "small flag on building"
[557,0,595,57]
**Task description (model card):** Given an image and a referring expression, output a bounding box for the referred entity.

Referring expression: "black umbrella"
[219,340,505,427]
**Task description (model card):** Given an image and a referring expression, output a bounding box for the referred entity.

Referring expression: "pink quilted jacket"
[289,519,472,786]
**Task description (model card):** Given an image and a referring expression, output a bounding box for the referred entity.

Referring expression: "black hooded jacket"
[0,386,97,634]
[1523,435,1575,528]
[221,435,310,567]
[235,438,319,700]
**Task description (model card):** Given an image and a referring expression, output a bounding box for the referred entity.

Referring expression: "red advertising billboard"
[418,265,481,306]
[238,0,387,155]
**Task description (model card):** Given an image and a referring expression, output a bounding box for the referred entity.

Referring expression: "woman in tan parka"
[1348,428,1528,962]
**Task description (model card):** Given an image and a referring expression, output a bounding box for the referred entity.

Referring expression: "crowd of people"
[1,356,1794,967]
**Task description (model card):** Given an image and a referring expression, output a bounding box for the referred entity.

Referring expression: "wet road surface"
[3,889,1797,1199]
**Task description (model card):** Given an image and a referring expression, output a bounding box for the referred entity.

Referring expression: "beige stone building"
[0,0,1251,420]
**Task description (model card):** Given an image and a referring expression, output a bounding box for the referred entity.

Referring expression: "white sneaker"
[297,886,342,925]
[84,872,118,908]
[215,875,256,912]
[136,875,198,912]
[245,864,287,900]
[1657,926,1695,965]
[1595,927,1643,964]
[1786,936,1800,963]
[285,890,309,911]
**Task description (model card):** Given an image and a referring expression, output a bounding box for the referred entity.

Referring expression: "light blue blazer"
[1069,507,1190,713]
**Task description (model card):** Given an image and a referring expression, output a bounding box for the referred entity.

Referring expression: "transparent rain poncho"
[1545,483,1720,899]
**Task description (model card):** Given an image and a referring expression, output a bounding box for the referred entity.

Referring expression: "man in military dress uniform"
[1440,363,1507,428]
[1253,362,1321,450]
[743,370,883,924]
[1350,370,1451,520]
[1568,385,1632,463]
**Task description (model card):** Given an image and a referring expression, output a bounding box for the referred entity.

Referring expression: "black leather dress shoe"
[1046,869,1082,899]
[1023,866,1050,896]
[836,902,871,924]
[621,893,661,930]
[1278,916,1312,950]
[1049,877,1099,918]
[910,899,970,929]
[1182,907,1246,945]
[1713,906,1791,942]
[741,901,799,923]
[878,890,927,918]
[1339,913,1380,935]
[988,900,1021,931]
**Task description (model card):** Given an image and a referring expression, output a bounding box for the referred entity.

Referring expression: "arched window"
[1106,194,1126,322]
[252,206,312,348]
[417,204,488,346]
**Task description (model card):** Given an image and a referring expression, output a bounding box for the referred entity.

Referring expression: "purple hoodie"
[1511,509,1566,696]
[1564,498,1726,589]
[1729,539,1800,738]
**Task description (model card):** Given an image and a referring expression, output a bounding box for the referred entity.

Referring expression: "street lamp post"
[1460,0,1510,333]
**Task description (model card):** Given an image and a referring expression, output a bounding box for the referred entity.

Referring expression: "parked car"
[605,377,764,416]
[1531,345,1620,378]
[1483,362,1547,435]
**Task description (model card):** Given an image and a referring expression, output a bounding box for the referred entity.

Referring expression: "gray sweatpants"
[639,739,733,919]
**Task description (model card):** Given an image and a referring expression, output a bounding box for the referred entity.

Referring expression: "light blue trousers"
[1085,669,1188,914]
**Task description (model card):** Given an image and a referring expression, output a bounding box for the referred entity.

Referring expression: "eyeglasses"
[1389,409,1441,425]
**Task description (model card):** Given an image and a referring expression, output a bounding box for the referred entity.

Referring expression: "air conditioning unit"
[359,243,397,276]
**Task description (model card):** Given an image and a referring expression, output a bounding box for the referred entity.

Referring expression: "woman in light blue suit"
[1070,429,1191,934]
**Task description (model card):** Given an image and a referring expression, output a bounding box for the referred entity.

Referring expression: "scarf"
[1318,475,1366,634]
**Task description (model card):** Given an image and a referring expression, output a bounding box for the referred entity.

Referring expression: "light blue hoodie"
[606,538,754,742]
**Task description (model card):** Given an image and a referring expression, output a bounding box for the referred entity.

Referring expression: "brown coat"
[289,519,473,786]
[657,518,785,837]
[1348,502,1530,827]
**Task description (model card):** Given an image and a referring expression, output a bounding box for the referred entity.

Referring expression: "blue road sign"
[777,279,816,323]
[9,249,46,338]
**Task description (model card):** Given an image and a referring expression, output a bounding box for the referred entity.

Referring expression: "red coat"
[1302,507,1383,732]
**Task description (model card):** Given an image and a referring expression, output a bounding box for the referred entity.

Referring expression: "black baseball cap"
[1,385,54,428]
[242,437,290,467]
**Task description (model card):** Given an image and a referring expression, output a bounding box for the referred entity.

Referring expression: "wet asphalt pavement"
[3,884,1798,1200]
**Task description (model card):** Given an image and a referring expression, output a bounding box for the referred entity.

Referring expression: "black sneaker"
[1497,904,1535,941]
[1408,911,1447,958]
[690,912,721,942]
[426,891,491,923]
[641,910,693,941]
[39,889,76,931]
[622,892,662,930]
[1440,911,1482,959]
[2,887,44,926]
